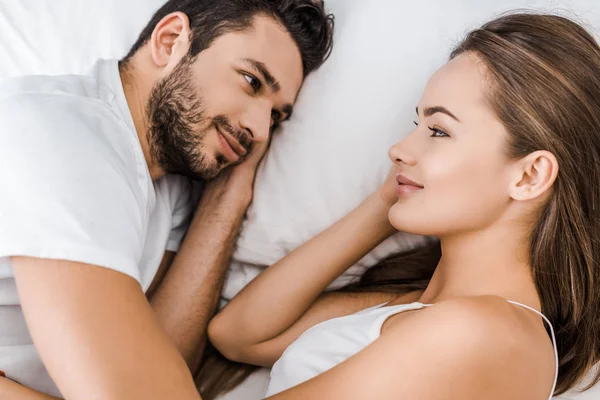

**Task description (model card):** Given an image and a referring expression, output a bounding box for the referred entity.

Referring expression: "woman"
[208,12,600,399]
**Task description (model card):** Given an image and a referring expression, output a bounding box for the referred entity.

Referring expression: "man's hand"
[237,139,271,177]
[229,138,271,191]
[250,138,271,164]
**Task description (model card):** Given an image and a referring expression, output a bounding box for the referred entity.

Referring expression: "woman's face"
[388,53,515,237]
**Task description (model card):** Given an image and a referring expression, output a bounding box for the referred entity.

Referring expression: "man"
[0,0,333,398]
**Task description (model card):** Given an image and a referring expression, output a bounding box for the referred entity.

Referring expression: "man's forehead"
[223,17,304,96]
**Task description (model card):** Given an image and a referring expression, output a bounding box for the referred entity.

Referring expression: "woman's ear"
[149,11,192,70]
[508,150,559,201]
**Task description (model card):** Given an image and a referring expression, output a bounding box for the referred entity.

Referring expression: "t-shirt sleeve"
[164,177,202,253]
[0,94,146,283]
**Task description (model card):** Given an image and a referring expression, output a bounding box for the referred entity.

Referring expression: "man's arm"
[0,376,61,399]
[147,142,266,375]
[12,258,202,400]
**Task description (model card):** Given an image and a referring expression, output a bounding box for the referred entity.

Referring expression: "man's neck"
[119,60,166,181]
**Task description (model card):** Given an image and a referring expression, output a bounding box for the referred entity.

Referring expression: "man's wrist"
[195,182,252,218]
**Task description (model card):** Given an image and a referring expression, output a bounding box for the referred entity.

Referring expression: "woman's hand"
[361,165,400,226]
[378,165,400,207]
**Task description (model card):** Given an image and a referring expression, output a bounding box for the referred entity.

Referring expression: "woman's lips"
[395,173,424,197]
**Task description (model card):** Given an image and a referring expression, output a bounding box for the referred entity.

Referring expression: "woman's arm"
[209,183,399,366]
[215,289,421,367]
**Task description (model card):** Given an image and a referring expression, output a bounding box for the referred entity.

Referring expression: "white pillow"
[0,0,165,80]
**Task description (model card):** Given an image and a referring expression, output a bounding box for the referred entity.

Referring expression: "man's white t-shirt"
[0,59,196,397]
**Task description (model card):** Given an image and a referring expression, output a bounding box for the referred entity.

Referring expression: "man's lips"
[216,125,248,156]
[217,131,240,163]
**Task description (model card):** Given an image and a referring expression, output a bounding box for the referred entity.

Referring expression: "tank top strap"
[506,300,559,400]
[367,302,428,340]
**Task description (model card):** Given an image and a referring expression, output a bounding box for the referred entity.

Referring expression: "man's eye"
[271,110,282,122]
[244,74,261,92]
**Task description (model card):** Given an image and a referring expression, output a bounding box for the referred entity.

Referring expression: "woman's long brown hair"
[447,13,600,394]
[198,12,600,398]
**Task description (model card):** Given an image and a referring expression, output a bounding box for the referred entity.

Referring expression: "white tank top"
[266,300,559,399]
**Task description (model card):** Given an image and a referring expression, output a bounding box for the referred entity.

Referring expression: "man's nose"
[239,101,273,143]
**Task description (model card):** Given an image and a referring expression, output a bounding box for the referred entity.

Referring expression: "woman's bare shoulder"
[380,295,556,399]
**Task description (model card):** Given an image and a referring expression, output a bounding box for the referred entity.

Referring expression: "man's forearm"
[0,377,62,400]
[149,171,252,374]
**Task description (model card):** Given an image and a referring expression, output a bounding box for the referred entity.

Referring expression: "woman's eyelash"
[413,121,449,138]
[428,127,449,137]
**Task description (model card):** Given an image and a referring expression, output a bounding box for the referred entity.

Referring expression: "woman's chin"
[388,205,433,237]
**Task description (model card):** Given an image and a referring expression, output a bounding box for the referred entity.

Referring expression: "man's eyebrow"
[416,106,461,122]
[243,58,281,93]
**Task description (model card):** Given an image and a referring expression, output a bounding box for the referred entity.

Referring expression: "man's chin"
[163,165,218,181]
[191,162,229,181]
[164,154,230,181]
[201,169,222,180]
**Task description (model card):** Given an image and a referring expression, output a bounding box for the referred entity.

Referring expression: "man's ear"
[508,150,559,201]
[149,12,192,71]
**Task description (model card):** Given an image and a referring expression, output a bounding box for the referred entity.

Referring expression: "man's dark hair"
[123,0,334,77]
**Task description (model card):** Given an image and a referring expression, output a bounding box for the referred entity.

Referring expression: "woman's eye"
[413,121,418,126]
[428,127,449,138]
[244,74,261,92]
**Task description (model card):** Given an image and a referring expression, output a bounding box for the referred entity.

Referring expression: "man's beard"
[145,57,252,181]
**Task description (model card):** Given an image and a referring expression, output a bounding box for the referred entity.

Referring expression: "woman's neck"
[419,222,542,310]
